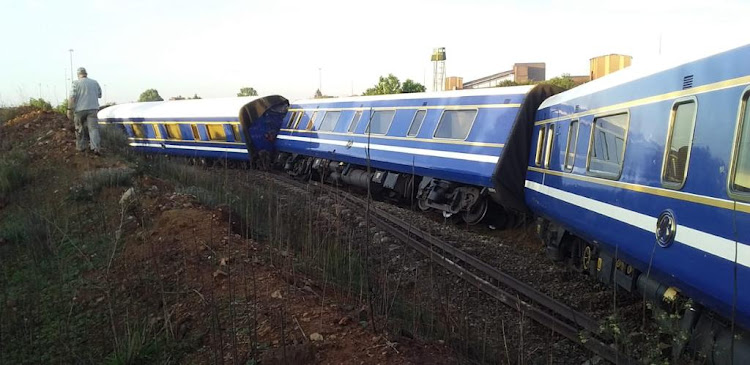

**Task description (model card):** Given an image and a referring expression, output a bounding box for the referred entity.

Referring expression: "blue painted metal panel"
[280,91,527,188]
[527,44,750,329]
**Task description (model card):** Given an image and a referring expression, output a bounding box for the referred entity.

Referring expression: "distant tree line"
[363,74,426,95]
[495,74,580,90]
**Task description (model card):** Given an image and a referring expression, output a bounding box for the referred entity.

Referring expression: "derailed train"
[99,44,750,361]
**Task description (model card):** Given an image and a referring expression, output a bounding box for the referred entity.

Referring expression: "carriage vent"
[683,75,694,89]
[574,105,581,112]
[504,98,511,104]
[422,102,428,106]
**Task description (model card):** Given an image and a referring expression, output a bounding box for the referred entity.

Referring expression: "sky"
[1,0,749,106]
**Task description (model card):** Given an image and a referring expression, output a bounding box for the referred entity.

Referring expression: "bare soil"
[0,110,458,364]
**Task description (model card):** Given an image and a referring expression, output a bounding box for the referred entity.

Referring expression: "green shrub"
[0,151,29,199]
[55,99,69,114]
[28,98,52,111]
[99,125,130,154]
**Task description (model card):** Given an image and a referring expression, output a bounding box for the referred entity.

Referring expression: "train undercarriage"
[277,152,511,226]
[536,218,750,364]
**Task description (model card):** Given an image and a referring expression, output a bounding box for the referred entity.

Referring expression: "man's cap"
[77,67,87,75]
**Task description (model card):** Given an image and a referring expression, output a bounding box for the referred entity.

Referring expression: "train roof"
[539,43,750,109]
[292,85,536,105]
[98,96,266,120]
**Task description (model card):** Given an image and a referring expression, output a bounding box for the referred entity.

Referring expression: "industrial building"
[435,48,631,91]
[462,63,546,89]
[590,54,632,80]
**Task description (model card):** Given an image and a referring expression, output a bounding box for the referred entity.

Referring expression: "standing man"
[67,67,102,155]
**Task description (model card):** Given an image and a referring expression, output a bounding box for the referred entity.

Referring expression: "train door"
[729,89,750,329]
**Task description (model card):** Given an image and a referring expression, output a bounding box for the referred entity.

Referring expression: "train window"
[305,111,318,130]
[534,127,545,166]
[206,124,227,141]
[564,121,579,171]
[164,124,182,140]
[318,111,341,132]
[130,124,146,138]
[434,109,477,139]
[365,110,395,135]
[544,124,554,169]
[731,93,750,196]
[662,99,697,188]
[232,124,242,142]
[408,110,427,137]
[286,112,298,128]
[131,124,147,138]
[587,112,629,179]
[291,112,303,129]
[191,124,200,140]
[348,111,362,133]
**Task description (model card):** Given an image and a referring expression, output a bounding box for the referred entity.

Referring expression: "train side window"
[130,123,146,138]
[543,124,554,169]
[286,112,298,128]
[164,124,182,140]
[662,99,697,189]
[305,111,319,130]
[564,121,579,171]
[365,110,395,135]
[291,112,303,129]
[534,127,546,166]
[587,112,629,179]
[206,124,227,141]
[191,124,200,140]
[348,111,362,133]
[434,109,477,139]
[318,111,340,132]
[730,92,750,197]
[407,110,427,137]
[131,124,146,138]
[232,124,242,142]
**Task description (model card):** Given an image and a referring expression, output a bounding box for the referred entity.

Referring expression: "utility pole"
[64,68,69,98]
[318,67,322,93]
[68,49,74,84]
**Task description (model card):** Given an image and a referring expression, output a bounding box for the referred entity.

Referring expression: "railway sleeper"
[536,218,750,364]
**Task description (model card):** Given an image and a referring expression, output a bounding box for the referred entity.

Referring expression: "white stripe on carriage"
[277,135,500,164]
[524,180,750,268]
[129,142,247,154]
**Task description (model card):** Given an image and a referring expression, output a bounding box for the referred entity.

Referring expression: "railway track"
[274,175,638,364]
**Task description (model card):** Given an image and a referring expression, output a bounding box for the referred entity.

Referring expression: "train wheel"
[462,199,488,225]
[417,198,430,211]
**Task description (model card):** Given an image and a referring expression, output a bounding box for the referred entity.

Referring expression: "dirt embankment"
[0,109,457,364]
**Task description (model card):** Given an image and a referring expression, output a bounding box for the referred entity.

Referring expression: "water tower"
[431,47,446,92]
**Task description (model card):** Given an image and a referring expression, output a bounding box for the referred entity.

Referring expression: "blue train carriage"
[274,85,560,225]
[98,95,288,167]
[527,44,750,360]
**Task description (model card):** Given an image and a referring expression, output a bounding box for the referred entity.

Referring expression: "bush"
[55,99,69,115]
[0,150,29,199]
[99,125,130,154]
[28,98,52,111]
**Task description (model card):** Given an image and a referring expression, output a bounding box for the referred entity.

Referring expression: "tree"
[139,89,163,102]
[237,87,258,97]
[189,94,201,100]
[542,74,577,90]
[363,74,402,95]
[401,79,426,93]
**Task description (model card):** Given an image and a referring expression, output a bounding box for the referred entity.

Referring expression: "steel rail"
[303,181,638,365]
